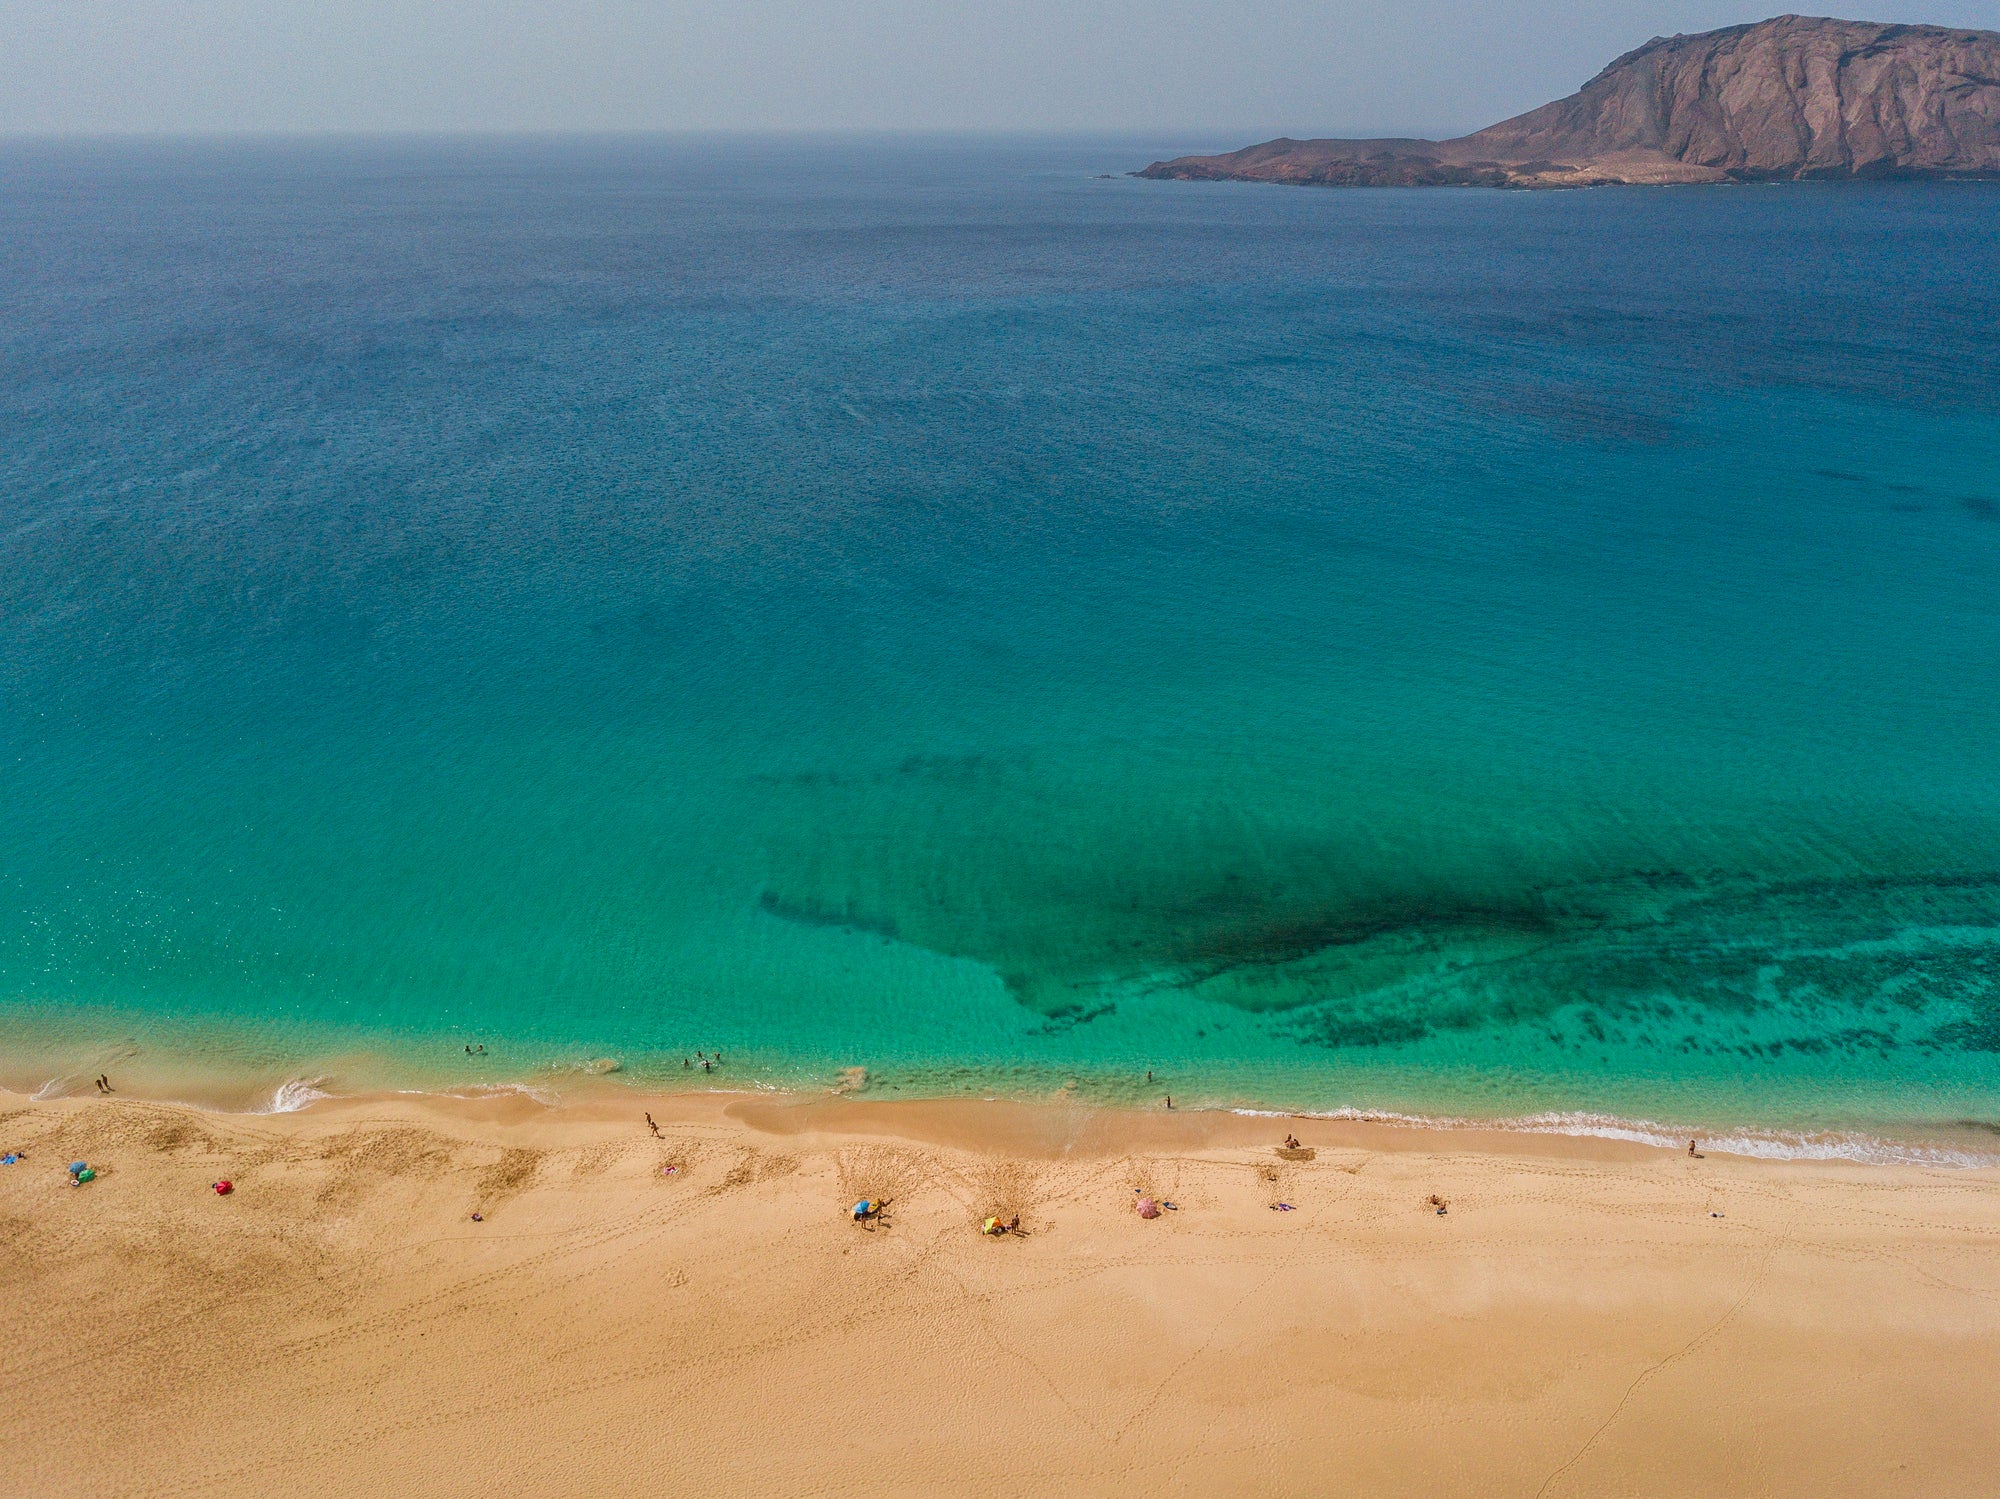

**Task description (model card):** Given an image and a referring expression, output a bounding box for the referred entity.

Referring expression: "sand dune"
[4,1087,1998,1497]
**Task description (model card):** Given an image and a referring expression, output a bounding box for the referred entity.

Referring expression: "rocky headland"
[1138,15,2000,188]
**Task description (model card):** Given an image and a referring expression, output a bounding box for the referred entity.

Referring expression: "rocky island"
[1138,15,2000,187]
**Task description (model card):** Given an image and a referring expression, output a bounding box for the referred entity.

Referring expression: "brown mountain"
[1138,15,2000,188]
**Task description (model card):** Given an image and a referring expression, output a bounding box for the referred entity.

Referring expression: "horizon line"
[0,124,1445,147]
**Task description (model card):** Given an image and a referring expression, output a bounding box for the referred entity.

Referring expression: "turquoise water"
[5,137,2000,1144]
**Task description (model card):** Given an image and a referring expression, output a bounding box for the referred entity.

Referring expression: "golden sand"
[4,1087,1997,1497]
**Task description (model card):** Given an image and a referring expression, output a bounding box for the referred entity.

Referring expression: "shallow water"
[5,137,2000,1142]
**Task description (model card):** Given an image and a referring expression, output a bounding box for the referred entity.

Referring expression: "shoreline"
[11,996,2000,1168]
[9,1071,1995,1169]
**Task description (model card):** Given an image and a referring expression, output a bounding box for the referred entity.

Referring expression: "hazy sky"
[3,1,1996,138]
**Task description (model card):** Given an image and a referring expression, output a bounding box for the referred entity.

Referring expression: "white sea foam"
[256,1077,332,1114]
[1226,1104,1997,1168]
[1499,1110,1996,1167]
[421,1082,564,1107]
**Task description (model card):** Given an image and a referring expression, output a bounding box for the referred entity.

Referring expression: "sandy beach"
[4,1086,1999,1497]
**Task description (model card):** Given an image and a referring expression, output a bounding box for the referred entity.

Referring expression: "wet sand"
[4,1086,1998,1497]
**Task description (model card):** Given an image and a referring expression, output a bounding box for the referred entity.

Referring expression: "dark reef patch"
[750,752,1002,794]
[757,890,902,943]
[1176,896,1559,974]
[1290,1008,1434,1049]
[755,785,2000,1066]
[1933,1009,2000,1052]
[1032,1001,1117,1035]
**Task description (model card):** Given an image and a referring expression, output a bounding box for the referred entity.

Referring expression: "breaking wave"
[256,1077,333,1114]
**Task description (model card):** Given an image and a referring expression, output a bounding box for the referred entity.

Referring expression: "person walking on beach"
[646,1112,660,1138]
[1164,1094,1172,1110]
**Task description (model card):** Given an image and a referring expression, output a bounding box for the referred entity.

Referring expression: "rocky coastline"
[1138,16,2000,188]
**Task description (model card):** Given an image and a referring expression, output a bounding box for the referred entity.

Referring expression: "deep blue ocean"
[5,136,2000,1152]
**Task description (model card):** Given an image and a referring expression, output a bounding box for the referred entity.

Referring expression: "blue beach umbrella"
[70,1160,87,1175]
